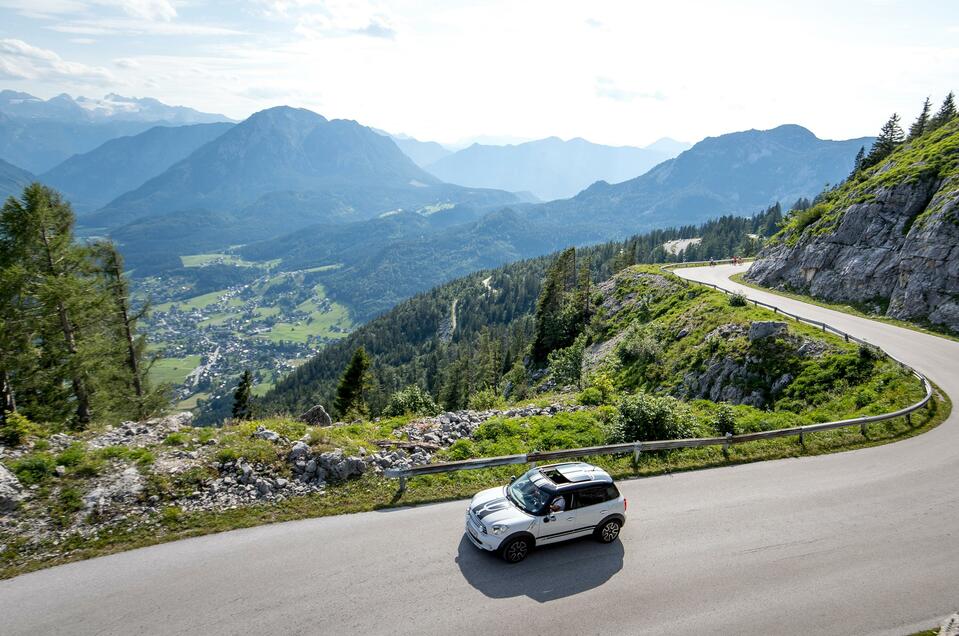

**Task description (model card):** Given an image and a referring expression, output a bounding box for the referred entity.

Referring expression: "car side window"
[572,487,607,509]
[605,485,620,501]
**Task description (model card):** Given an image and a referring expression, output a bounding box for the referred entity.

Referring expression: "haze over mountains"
[424,136,689,200]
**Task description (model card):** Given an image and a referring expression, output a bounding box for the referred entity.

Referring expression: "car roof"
[529,462,613,493]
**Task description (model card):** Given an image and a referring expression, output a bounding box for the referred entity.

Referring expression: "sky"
[0,0,957,147]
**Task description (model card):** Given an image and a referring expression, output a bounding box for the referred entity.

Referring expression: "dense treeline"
[246,205,782,423]
[0,183,165,430]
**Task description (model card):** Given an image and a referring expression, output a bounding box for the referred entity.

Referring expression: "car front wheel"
[500,536,531,563]
[595,519,622,543]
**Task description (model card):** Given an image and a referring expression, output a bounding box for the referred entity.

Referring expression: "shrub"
[163,432,188,446]
[578,386,604,406]
[0,412,35,446]
[610,393,697,443]
[73,458,105,478]
[547,334,587,388]
[445,438,478,460]
[617,325,662,365]
[382,385,440,417]
[55,443,87,468]
[467,387,504,411]
[583,370,617,404]
[855,387,879,409]
[713,403,737,436]
[728,293,748,307]
[10,453,56,485]
[161,506,183,523]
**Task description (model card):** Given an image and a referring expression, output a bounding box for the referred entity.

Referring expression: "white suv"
[464,462,627,563]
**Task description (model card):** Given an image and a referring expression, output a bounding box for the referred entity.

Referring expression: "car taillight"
[624,498,627,510]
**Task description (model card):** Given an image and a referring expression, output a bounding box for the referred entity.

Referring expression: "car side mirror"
[509,476,516,484]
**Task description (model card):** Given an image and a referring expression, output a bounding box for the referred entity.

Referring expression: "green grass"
[154,288,237,313]
[149,356,202,386]
[1,387,948,580]
[731,273,959,343]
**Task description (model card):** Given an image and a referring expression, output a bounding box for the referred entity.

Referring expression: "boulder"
[748,321,787,341]
[299,404,332,427]
[288,441,310,461]
[0,462,23,513]
[252,426,281,443]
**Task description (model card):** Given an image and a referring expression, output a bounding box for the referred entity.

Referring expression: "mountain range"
[40,122,234,213]
[0,90,233,173]
[424,136,687,201]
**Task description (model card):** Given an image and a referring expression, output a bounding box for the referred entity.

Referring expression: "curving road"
[3,264,959,635]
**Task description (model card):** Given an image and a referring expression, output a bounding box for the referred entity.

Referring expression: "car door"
[569,486,613,531]
[535,494,583,544]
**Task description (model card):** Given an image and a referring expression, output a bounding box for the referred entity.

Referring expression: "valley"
[139,258,353,415]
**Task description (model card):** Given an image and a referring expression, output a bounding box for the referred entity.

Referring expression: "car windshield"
[506,471,551,515]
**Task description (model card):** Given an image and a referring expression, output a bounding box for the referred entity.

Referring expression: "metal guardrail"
[385,261,935,491]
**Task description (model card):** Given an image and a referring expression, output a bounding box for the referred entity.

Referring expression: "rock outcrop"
[0,462,23,513]
[747,121,959,332]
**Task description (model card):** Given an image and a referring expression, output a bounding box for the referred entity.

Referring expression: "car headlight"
[490,524,507,536]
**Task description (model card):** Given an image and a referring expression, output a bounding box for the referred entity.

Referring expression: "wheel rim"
[602,522,620,541]
[506,540,528,561]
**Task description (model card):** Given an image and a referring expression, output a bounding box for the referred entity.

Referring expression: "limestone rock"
[299,404,332,427]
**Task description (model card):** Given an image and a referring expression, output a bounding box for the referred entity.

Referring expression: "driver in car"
[550,495,566,513]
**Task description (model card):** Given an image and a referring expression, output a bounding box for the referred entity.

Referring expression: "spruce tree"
[232,370,253,420]
[334,348,372,418]
[849,146,865,179]
[930,91,957,130]
[863,113,904,169]
[907,97,931,140]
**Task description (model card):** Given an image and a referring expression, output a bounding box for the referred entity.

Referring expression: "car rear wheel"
[595,518,621,543]
[500,536,531,563]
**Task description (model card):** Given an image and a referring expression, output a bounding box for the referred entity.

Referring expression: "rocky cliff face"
[747,120,959,332]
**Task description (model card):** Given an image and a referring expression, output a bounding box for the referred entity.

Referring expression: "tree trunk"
[0,370,14,423]
[105,248,144,418]
[39,226,91,425]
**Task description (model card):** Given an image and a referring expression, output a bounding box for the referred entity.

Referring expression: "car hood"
[469,486,533,527]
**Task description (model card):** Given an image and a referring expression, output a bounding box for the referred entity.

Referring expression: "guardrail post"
[860,420,867,437]
[722,432,731,460]
[631,442,642,471]
[398,475,407,494]
[906,413,912,426]
[799,428,805,448]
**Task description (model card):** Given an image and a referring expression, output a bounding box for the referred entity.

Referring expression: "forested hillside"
[245,206,781,424]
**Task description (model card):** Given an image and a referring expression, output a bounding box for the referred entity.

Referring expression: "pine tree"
[334,348,372,418]
[0,184,94,425]
[232,370,253,420]
[863,113,904,169]
[849,146,865,179]
[907,97,932,140]
[930,91,957,130]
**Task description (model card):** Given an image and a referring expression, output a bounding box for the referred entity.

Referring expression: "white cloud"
[48,19,245,36]
[0,0,176,20]
[258,0,397,39]
[0,38,113,83]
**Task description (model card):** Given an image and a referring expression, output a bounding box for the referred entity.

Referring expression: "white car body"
[465,462,626,561]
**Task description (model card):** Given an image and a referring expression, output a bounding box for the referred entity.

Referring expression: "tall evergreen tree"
[849,146,865,179]
[0,185,94,424]
[863,113,905,169]
[335,347,372,418]
[930,91,957,130]
[908,97,932,140]
[232,370,253,421]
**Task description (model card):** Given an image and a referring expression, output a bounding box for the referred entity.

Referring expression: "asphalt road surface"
[3,264,958,635]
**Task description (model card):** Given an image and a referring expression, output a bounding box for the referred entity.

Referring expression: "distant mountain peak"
[0,88,233,125]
